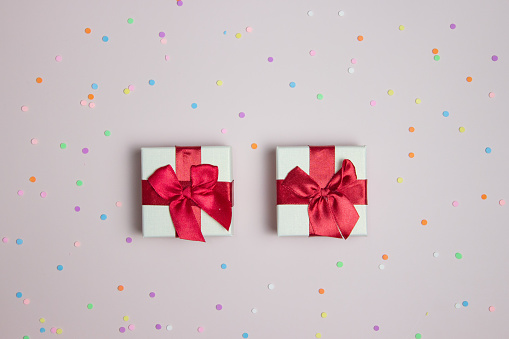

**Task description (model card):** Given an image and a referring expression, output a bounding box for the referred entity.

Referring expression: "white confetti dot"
[166,325,173,331]
[251,308,258,314]
[338,10,345,16]
[307,10,314,16]
[268,283,275,290]
[378,264,385,270]
[433,252,439,257]
[455,303,461,309]
[348,67,355,74]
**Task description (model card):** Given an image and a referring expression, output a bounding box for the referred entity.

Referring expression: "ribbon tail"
[192,192,232,231]
[169,198,205,242]
[328,194,360,239]
[308,197,343,238]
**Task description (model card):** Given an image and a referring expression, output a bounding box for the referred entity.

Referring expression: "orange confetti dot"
[88,94,94,100]
[409,126,415,132]
[466,76,472,82]
[29,176,36,183]
[85,28,91,34]
[408,152,415,158]
[251,143,258,149]
[318,288,325,294]
[357,35,364,41]
[117,285,124,291]
[432,48,439,54]
[421,219,428,226]
[36,77,43,83]
[481,194,487,200]
[382,254,388,260]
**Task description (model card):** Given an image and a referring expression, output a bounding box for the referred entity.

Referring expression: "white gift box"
[276,146,367,237]
[141,146,233,238]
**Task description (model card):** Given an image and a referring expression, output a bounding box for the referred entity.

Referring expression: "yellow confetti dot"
[397,177,403,183]
[321,312,327,318]
[56,329,63,334]
[387,89,394,96]
[316,334,322,339]
[39,318,46,323]
[459,126,465,133]
[235,33,242,39]
[251,143,258,149]
[123,88,130,94]
[399,25,405,30]
[415,98,421,104]
[216,80,223,86]
[123,316,129,321]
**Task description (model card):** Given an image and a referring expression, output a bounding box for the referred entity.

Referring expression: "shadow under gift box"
[141,146,233,238]
[276,146,367,237]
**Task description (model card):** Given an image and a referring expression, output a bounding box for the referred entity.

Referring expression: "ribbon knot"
[147,164,232,242]
[281,159,366,239]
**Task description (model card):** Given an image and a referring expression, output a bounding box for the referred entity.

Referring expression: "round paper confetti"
[481,194,487,200]
[221,263,227,269]
[459,127,465,133]
[149,292,156,298]
[348,67,354,73]
[443,111,449,117]
[336,261,343,268]
[2,237,8,243]
[462,301,469,307]
[382,254,388,260]
[104,130,111,136]
[216,80,223,86]
[309,50,316,56]
[399,25,405,30]
[148,79,155,86]
[321,312,327,318]
[351,58,357,64]
[40,318,45,323]
[159,31,165,38]
[177,1,183,6]
[123,316,129,321]
[251,308,258,313]
[74,206,80,212]
[17,190,24,196]
[36,77,43,83]
[244,26,253,33]
[156,324,162,330]
[452,201,459,207]
[102,36,109,42]
[316,333,322,338]
[370,100,376,106]
[415,334,422,339]
[251,143,258,149]
[409,126,415,132]
[374,325,380,331]
[409,152,415,158]
[40,191,47,198]
[118,285,124,291]
[89,102,95,108]
[74,241,80,247]
[16,292,22,298]
[128,85,135,91]
[433,252,439,257]
[55,55,62,62]
[29,176,36,183]
[221,128,227,134]
[16,239,23,245]
[450,23,456,29]
[268,57,274,62]
[191,103,197,109]
[492,55,498,61]
[432,48,438,54]
[87,303,93,309]
[455,303,461,309]
[434,55,440,61]
[489,92,495,98]
[289,82,296,88]
[31,138,38,145]
[119,327,126,333]
[485,147,492,154]
[167,325,173,330]
[91,83,98,90]
[116,201,122,207]
[318,288,325,294]
[466,76,472,82]
[60,143,67,149]
[57,265,63,271]
[421,219,428,226]
[126,237,132,243]
[21,105,28,112]
[128,324,135,331]
[51,328,57,334]
[455,253,463,259]
[317,93,323,100]
[357,35,364,41]
[76,180,83,186]
[489,306,495,312]
[397,177,403,183]
[85,28,91,34]
[242,333,249,338]
[23,299,30,305]
[379,264,385,270]
[500,200,505,206]
[235,33,242,39]
[80,100,87,106]
[123,88,130,94]
[307,11,314,16]
[40,328,45,334]
[100,214,107,220]
[82,148,89,154]
[268,283,275,290]
[127,18,134,24]
[160,38,167,44]
[338,10,344,16]
[387,89,394,96]
[216,304,222,310]
[415,98,422,104]
[239,112,245,118]
[198,327,204,333]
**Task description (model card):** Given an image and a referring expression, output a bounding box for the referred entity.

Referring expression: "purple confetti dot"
[119,327,126,333]
[177,0,183,5]
[216,304,223,310]
[239,112,245,118]
[374,325,380,331]
[126,237,133,243]
[82,148,89,154]
[75,206,80,212]
[155,324,162,330]
[159,32,165,38]
[267,57,273,62]
[492,55,498,61]
[450,23,456,29]
[149,292,156,298]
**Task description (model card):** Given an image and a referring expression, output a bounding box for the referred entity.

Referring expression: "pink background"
[1,0,508,338]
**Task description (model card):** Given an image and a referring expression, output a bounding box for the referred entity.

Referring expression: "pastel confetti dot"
[23,299,30,305]
[318,288,325,294]
[351,58,357,64]
[149,292,156,298]
[455,252,463,259]
[159,32,165,38]
[40,191,47,198]
[104,130,111,136]
[309,50,316,56]
[80,100,87,106]
[74,206,80,212]
[167,325,173,330]
[387,89,394,96]
[317,93,323,100]
[336,261,343,268]
[432,48,439,54]
[251,143,258,149]
[198,327,204,333]
[126,237,132,243]
[433,252,439,257]
[434,55,440,61]
[127,18,134,24]
[55,55,62,62]
[87,303,93,309]
[119,327,126,333]
[251,308,258,313]
[307,11,314,16]
[408,152,415,158]
[16,239,23,245]
[459,126,465,133]
[116,201,122,207]
[268,283,275,290]
[239,112,246,118]
[268,57,274,62]
[216,80,223,86]
[382,254,388,260]
[481,194,487,200]
[156,324,162,330]
[85,28,91,34]
[60,143,66,149]
[89,102,95,108]
[455,303,461,309]
[74,241,80,247]
[191,103,198,109]
[246,26,253,32]
[23,336,29,339]
[31,139,38,145]
[379,264,385,270]
[29,176,36,183]
[443,111,449,117]
[160,38,167,44]
[242,333,249,338]
[485,147,492,154]
[370,100,376,106]
[148,79,155,86]
[57,265,63,271]
[221,128,227,134]
[399,25,405,30]
[100,214,107,220]
[76,180,83,186]
[2,237,8,243]
[466,76,472,82]
[216,304,223,310]
[321,312,327,318]
[462,301,469,307]
[235,33,242,39]
[450,23,456,29]
[177,1,183,6]
[489,306,495,312]
[415,334,422,339]
[17,190,24,196]
[338,10,344,16]
[409,126,415,132]
[452,201,459,207]
[316,333,322,338]
[289,82,296,88]
[40,328,46,333]
[123,88,130,94]
[421,219,428,226]
[357,35,364,41]
[40,318,45,323]
[118,285,124,291]
[128,85,135,91]
[82,148,89,154]
[397,177,403,183]
[51,328,57,333]
[221,263,227,269]
[374,325,380,331]
[499,200,505,206]
[489,92,495,98]
[102,36,109,42]
[492,55,498,61]
[16,292,22,298]
[91,83,98,90]
[415,98,422,104]
[123,316,129,321]
[21,105,29,112]
[36,77,43,83]
[128,324,135,331]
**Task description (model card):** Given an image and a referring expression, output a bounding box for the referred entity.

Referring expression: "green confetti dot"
[104,130,111,136]
[60,143,67,149]
[127,18,134,24]
[415,334,422,339]
[336,261,344,268]
[76,180,83,187]
[23,336,30,339]
[455,252,462,259]
[317,93,323,100]
[434,55,440,61]
[87,303,93,309]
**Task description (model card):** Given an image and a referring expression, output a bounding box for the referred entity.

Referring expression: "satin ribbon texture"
[279,156,367,239]
[145,164,232,242]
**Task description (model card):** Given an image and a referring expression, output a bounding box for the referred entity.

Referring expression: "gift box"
[276,146,367,238]
[141,146,233,241]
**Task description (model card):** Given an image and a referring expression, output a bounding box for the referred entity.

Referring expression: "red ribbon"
[277,146,367,239]
[142,147,232,242]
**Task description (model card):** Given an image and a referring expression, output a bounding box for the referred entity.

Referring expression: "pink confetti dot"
[309,50,316,56]
[165,55,170,61]
[51,328,57,333]
[23,299,30,305]
[370,100,377,106]
[128,324,135,331]
[161,38,167,44]
[80,100,87,106]
[40,191,47,198]
[89,102,95,108]
[74,241,81,247]
[351,58,357,64]
[221,128,227,134]
[55,55,62,62]
[489,306,495,312]
[31,138,38,145]
[500,199,505,206]
[128,85,135,91]
[21,105,29,112]
[197,327,204,333]
[489,92,495,98]
[246,26,253,33]
[17,190,24,196]
[452,201,459,207]
[2,237,8,243]
[116,201,122,207]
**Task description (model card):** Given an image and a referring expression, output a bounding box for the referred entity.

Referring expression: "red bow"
[281,159,366,239]
[147,164,232,242]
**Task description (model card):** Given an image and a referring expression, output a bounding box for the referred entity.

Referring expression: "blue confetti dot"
[462,301,469,307]
[289,82,296,88]
[221,263,227,269]
[242,333,249,338]
[102,36,109,42]
[40,328,46,333]
[16,238,23,245]
[57,265,64,271]
[100,214,107,220]
[442,111,449,117]
[223,31,227,35]
[91,83,98,90]
[16,292,22,298]
[485,147,492,154]
[148,79,155,86]
[191,103,198,109]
